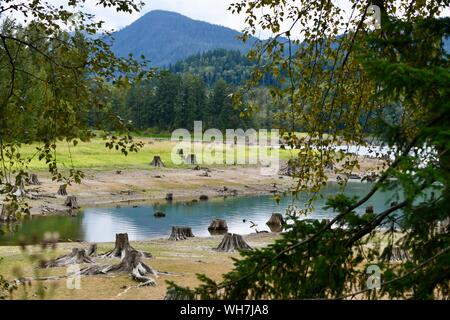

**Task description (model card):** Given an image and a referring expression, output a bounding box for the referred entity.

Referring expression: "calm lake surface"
[0,182,401,245]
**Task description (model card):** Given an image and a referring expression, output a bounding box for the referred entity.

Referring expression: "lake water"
[0,181,401,245]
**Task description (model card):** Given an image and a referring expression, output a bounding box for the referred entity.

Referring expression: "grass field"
[16,138,297,171]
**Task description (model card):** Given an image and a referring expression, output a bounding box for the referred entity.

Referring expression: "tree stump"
[43,248,94,268]
[208,219,228,232]
[266,213,285,227]
[154,211,166,218]
[216,233,252,252]
[65,196,80,209]
[81,248,157,285]
[168,226,195,241]
[365,205,374,214]
[57,184,67,196]
[28,174,41,185]
[185,154,197,165]
[381,246,410,262]
[199,195,209,201]
[165,193,173,201]
[150,155,165,167]
[12,178,26,197]
[87,243,98,257]
[101,233,152,259]
[0,204,17,222]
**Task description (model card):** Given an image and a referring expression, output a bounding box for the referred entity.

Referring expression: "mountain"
[110,10,255,67]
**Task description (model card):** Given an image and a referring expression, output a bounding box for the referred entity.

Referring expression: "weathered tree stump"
[381,246,410,262]
[101,233,152,259]
[57,184,67,196]
[65,196,80,209]
[43,248,94,268]
[185,154,197,165]
[365,205,374,214]
[0,204,17,222]
[81,248,157,285]
[28,174,41,185]
[199,195,209,201]
[168,226,195,241]
[150,155,165,167]
[208,219,228,232]
[266,213,285,227]
[154,211,166,218]
[12,178,26,197]
[216,233,252,252]
[87,243,98,257]
[165,193,173,201]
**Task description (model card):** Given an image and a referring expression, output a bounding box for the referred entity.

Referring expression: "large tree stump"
[28,174,41,185]
[208,219,228,232]
[215,233,252,252]
[266,213,285,228]
[81,249,157,285]
[65,196,80,209]
[101,233,152,259]
[43,248,94,268]
[57,184,67,196]
[150,155,165,167]
[168,226,195,241]
[185,154,197,165]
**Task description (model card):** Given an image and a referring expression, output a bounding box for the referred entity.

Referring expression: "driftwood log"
[65,196,80,209]
[208,219,228,232]
[150,155,165,167]
[216,233,252,252]
[101,233,152,259]
[43,248,94,268]
[185,154,197,165]
[168,226,195,241]
[57,184,67,196]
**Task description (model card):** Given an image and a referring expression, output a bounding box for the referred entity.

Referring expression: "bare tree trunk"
[43,248,94,268]
[150,156,165,167]
[216,233,252,252]
[168,226,195,241]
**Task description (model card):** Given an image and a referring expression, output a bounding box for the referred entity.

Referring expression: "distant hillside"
[110,10,255,67]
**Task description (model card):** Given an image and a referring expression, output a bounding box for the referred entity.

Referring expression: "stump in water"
[154,211,166,218]
[101,233,152,259]
[208,219,228,232]
[87,243,97,257]
[216,233,252,252]
[168,226,195,241]
[57,184,67,196]
[28,174,41,185]
[44,248,94,268]
[150,155,165,167]
[365,205,374,214]
[65,196,80,209]
[199,195,209,201]
[185,154,197,165]
[266,213,285,227]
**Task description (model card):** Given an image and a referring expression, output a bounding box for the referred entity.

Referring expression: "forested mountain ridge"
[110,10,255,67]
